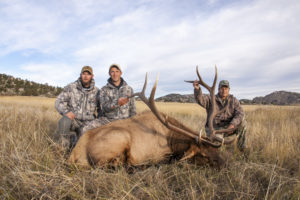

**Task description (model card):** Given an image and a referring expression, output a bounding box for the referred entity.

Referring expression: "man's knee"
[82,120,100,133]
[58,116,72,135]
[82,118,110,133]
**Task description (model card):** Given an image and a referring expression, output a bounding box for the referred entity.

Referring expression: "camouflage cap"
[109,64,122,74]
[81,66,93,75]
[219,80,230,88]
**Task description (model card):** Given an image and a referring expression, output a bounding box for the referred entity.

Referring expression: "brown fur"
[68,111,223,167]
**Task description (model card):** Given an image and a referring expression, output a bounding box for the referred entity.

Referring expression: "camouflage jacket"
[194,88,244,128]
[100,78,136,121]
[55,78,100,121]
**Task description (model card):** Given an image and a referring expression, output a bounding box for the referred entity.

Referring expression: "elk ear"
[180,145,200,161]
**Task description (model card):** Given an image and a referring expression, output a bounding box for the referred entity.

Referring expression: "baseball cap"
[81,66,93,75]
[218,80,230,88]
[109,64,122,74]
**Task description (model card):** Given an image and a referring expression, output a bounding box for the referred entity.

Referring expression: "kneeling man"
[55,66,100,149]
[193,79,247,151]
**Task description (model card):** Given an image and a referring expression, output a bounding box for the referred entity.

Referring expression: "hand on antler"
[193,80,200,90]
[65,112,76,120]
[225,124,235,135]
[227,124,235,130]
[118,97,129,106]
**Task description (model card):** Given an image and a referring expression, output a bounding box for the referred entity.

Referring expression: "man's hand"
[193,80,200,90]
[228,124,235,130]
[225,124,235,135]
[118,97,129,106]
[65,112,76,120]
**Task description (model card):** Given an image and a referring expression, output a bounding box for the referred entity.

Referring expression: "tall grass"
[0,96,299,199]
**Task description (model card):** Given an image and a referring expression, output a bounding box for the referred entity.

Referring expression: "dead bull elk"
[68,67,236,167]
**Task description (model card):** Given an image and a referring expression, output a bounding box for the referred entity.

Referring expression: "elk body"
[68,67,236,168]
[68,111,222,167]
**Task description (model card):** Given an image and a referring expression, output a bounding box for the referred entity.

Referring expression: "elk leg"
[87,129,131,166]
[180,144,199,161]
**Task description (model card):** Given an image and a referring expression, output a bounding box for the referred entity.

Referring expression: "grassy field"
[0,96,299,199]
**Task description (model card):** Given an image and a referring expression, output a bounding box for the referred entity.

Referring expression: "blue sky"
[0,0,299,99]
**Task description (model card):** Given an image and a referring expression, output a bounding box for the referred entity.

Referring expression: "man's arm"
[193,80,210,109]
[55,86,75,120]
[55,86,71,115]
[96,89,102,118]
[99,88,119,112]
[229,97,245,127]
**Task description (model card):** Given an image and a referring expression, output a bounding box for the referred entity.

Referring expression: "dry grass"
[0,96,299,199]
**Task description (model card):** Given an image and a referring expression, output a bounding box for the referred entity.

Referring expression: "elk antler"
[129,73,222,148]
[195,66,237,145]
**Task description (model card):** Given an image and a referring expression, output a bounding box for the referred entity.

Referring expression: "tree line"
[0,74,62,97]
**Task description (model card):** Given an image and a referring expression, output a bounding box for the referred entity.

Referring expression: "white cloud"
[0,2,61,55]
[17,63,79,86]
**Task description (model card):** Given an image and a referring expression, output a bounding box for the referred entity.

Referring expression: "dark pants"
[58,116,85,149]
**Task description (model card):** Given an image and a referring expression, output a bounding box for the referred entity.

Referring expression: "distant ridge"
[156,91,300,105]
[155,93,196,103]
[0,73,62,97]
[251,91,300,105]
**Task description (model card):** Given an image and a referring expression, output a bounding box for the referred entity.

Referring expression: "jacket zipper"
[82,93,88,120]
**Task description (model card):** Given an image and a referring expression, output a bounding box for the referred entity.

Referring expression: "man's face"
[110,67,122,82]
[218,86,230,99]
[81,71,93,85]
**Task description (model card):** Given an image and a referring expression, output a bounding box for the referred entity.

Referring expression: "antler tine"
[148,74,168,125]
[141,72,148,96]
[196,65,211,93]
[129,73,149,106]
[129,73,166,126]
[212,65,217,93]
[149,73,159,104]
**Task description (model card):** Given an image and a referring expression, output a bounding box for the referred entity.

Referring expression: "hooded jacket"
[55,78,100,121]
[100,78,136,121]
[194,88,244,128]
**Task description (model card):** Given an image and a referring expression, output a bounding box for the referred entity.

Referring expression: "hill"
[155,93,196,103]
[156,91,300,105]
[0,73,62,97]
[252,91,300,105]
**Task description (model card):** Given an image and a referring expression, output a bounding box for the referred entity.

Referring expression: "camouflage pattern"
[100,78,136,121]
[55,78,100,121]
[236,119,247,150]
[219,80,230,88]
[81,66,93,74]
[82,117,111,133]
[194,88,247,150]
